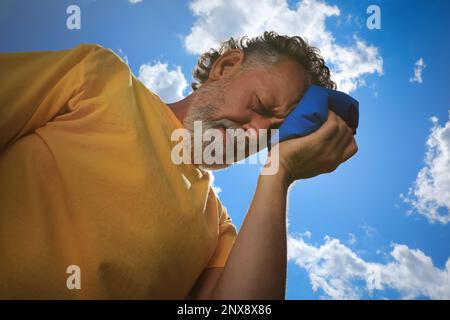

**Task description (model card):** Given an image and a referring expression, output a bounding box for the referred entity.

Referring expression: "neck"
[166,91,197,127]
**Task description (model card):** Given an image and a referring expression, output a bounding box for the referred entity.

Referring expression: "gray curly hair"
[191,31,336,91]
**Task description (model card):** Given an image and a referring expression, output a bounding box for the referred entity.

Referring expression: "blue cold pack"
[271,84,359,146]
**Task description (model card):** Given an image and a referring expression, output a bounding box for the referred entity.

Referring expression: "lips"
[213,124,226,133]
[211,125,227,144]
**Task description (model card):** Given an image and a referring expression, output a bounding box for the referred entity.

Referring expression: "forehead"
[253,59,308,115]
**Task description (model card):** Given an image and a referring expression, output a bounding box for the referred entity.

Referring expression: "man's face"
[183,57,308,169]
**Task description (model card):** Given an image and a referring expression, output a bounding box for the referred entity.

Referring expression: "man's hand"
[277,110,358,182]
[196,111,358,300]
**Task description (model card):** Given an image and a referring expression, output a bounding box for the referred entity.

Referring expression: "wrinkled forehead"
[257,60,310,115]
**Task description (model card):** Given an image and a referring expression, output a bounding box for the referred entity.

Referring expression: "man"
[0,31,357,299]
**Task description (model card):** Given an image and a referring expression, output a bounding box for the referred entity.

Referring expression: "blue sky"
[1,0,449,299]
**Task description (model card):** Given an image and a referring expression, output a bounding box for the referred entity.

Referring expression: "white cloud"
[128,0,142,4]
[401,112,450,224]
[409,57,426,84]
[288,234,450,299]
[347,233,356,245]
[138,61,188,103]
[207,170,222,195]
[302,230,312,239]
[360,223,376,237]
[184,0,383,93]
[117,48,129,65]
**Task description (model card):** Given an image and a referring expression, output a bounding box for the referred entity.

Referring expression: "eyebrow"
[282,93,304,115]
[259,87,304,119]
[288,87,308,111]
[289,96,302,109]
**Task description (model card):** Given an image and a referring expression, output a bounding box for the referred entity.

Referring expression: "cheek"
[219,85,253,120]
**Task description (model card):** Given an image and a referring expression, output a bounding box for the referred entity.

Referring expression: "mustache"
[206,118,239,131]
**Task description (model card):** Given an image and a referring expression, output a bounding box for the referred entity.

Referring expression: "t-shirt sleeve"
[0,43,116,150]
[205,194,238,269]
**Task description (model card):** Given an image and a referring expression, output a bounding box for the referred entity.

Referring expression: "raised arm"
[189,110,357,299]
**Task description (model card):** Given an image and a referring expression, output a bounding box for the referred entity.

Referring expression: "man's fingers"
[341,137,358,162]
[335,125,353,151]
[324,112,352,150]
[300,110,357,164]
[310,110,340,141]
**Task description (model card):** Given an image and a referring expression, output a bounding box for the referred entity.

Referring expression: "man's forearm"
[211,171,290,299]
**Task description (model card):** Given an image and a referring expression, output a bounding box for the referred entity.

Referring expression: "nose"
[269,117,284,129]
[242,115,284,132]
[241,116,284,144]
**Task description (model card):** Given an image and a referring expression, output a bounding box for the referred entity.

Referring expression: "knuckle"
[352,143,358,154]
[325,153,339,166]
[350,140,358,153]
[332,153,340,162]
[329,121,339,132]
[326,164,338,173]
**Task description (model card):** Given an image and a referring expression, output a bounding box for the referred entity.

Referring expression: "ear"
[208,49,244,81]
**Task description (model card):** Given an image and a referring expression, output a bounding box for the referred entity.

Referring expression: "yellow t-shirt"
[0,44,237,299]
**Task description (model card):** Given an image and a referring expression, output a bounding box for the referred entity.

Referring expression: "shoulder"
[68,44,131,90]
[73,43,110,56]
[71,44,128,69]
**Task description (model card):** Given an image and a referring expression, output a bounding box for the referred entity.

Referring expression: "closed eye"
[253,96,273,118]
